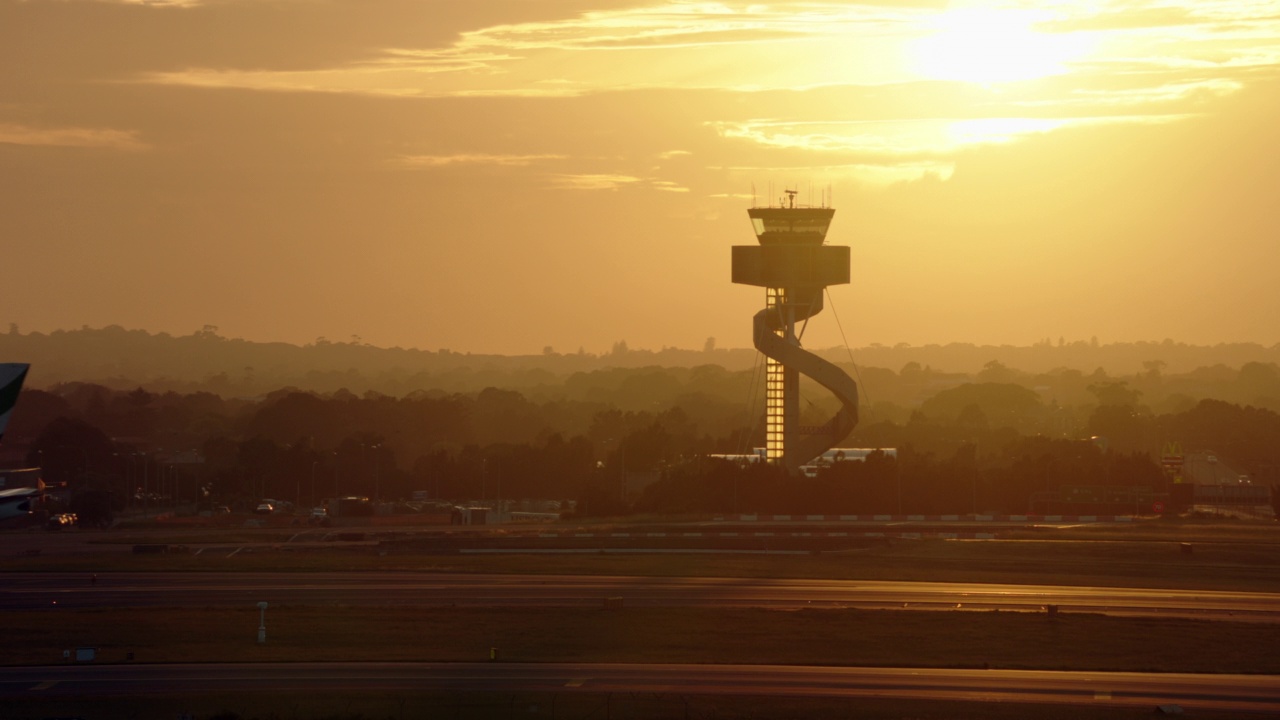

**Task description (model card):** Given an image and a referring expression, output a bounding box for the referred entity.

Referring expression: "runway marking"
[30,680,58,691]
[565,679,585,688]
[1094,691,1112,700]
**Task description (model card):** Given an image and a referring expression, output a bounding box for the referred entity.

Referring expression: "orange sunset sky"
[2,0,1277,355]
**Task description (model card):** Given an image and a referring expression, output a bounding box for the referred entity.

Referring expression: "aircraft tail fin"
[0,364,30,444]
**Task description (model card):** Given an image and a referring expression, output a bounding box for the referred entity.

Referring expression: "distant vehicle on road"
[45,513,77,530]
[254,503,275,514]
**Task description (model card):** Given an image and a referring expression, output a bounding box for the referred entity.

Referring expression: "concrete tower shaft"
[731,194,858,473]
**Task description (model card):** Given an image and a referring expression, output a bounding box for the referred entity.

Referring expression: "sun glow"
[908,6,1093,83]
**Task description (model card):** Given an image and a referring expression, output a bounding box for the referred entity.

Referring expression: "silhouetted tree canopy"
[6,336,1280,517]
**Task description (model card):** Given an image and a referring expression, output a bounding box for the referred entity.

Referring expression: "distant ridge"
[1,325,1276,397]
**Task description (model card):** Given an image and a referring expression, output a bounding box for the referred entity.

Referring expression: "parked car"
[254,502,275,514]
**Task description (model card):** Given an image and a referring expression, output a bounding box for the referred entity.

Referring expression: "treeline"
[7,384,722,513]
[3,324,1280,398]
[7,359,1280,519]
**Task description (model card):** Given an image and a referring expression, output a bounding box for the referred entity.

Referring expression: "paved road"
[4,572,1278,620]
[3,662,1278,713]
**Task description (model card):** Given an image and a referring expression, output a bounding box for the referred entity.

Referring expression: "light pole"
[895,453,902,515]
[371,444,382,505]
[970,441,980,517]
[256,601,268,644]
[358,442,366,499]
[310,461,318,508]
[142,453,149,518]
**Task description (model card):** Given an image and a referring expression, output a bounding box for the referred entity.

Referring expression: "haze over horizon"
[3,0,1277,356]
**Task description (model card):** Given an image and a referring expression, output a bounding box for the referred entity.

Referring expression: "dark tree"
[69,487,114,528]
[26,416,115,487]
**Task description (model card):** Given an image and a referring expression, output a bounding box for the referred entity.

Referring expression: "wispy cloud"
[711,112,1197,158]
[717,160,957,186]
[542,171,688,191]
[398,153,565,168]
[126,0,1280,180]
[140,2,922,97]
[652,179,690,192]
[546,173,690,192]
[1058,77,1243,108]
[1043,0,1279,32]
[547,173,645,191]
[840,161,956,185]
[145,68,424,97]
[0,123,147,150]
[101,0,202,6]
[452,2,910,53]
[137,0,1280,109]
[1039,5,1200,33]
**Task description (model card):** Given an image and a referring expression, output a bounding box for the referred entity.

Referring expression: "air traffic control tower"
[732,190,859,474]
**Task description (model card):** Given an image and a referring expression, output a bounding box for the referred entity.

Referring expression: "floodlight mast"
[731,191,859,474]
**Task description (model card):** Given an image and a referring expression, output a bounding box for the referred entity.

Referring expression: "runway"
[3,662,1278,713]
[4,571,1278,620]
